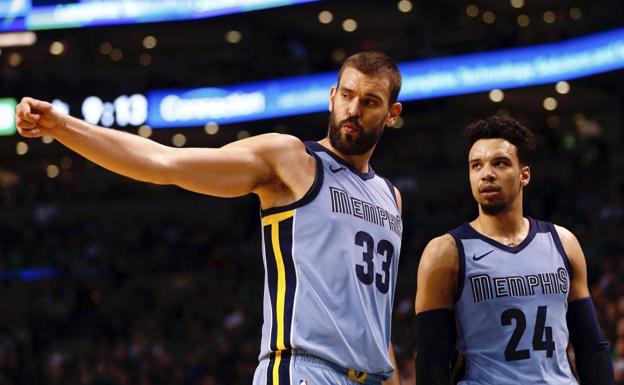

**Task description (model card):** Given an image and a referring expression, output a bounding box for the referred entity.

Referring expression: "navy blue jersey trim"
[546,222,574,281]
[533,218,551,233]
[463,217,538,254]
[263,216,297,353]
[381,176,399,210]
[305,141,376,180]
[266,352,275,385]
[278,350,292,385]
[280,218,296,350]
[263,227,279,351]
[266,350,293,385]
[448,227,466,302]
[261,144,324,216]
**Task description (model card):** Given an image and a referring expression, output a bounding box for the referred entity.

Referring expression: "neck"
[472,198,527,241]
[318,137,375,173]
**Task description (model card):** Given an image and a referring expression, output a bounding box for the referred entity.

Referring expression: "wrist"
[46,114,71,137]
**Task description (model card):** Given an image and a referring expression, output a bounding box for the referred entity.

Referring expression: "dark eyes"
[363,99,378,106]
[340,93,379,106]
[470,160,511,169]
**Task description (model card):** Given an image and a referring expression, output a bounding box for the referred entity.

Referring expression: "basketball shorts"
[252,352,385,385]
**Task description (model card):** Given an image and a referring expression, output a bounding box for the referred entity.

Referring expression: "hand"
[15,97,65,138]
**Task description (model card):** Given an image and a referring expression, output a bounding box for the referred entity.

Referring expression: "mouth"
[341,122,362,135]
[342,124,357,133]
[479,185,501,199]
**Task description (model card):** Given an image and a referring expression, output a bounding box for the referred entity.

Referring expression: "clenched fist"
[15,97,65,138]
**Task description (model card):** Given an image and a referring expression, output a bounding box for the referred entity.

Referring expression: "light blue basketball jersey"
[450,218,578,385]
[257,141,402,384]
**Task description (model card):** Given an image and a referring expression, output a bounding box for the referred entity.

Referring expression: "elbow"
[145,151,176,185]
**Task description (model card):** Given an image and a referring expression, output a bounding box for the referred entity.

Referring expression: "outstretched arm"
[557,225,615,385]
[414,234,458,385]
[15,97,315,206]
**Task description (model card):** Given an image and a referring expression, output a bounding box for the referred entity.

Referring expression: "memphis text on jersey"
[470,267,570,304]
[329,187,402,237]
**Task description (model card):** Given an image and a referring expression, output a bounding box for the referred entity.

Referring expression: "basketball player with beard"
[414,116,614,384]
[16,51,404,385]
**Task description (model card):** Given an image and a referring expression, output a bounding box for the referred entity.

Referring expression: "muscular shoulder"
[416,234,459,312]
[226,133,313,179]
[393,186,402,214]
[226,133,307,161]
[553,224,583,262]
[554,224,590,299]
[230,133,315,207]
[420,234,459,268]
[553,224,577,246]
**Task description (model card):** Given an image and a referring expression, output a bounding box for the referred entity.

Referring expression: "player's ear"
[329,87,337,112]
[386,102,402,128]
[520,165,530,188]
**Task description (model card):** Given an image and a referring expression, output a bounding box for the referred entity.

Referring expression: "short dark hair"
[337,51,402,105]
[464,116,537,165]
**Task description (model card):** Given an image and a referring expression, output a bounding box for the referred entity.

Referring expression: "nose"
[347,97,362,118]
[480,164,496,181]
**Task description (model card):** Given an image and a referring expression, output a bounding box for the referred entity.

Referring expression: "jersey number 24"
[501,306,555,361]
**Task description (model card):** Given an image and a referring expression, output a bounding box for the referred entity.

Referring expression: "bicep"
[163,133,313,201]
[415,235,458,313]
[164,144,272,197]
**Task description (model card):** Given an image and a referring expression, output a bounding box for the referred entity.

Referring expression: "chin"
[481,202,508,216]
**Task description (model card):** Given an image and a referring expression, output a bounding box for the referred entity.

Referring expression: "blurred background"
[1,0,624,384]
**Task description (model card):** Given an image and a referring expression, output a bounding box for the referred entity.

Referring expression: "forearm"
[567,297,615,385]
[383,343,401,385]
[50,115,174,184]
[382,371,401,385]
[415,309,455,385]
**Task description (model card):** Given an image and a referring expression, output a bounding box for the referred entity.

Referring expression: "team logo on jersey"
[472,250,494,261]
[329,186,402,237]
[469,267,570,303]
[299,380,308,385]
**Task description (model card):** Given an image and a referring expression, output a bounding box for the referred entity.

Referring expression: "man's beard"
[328,111,385,155]
[481,201,508,215]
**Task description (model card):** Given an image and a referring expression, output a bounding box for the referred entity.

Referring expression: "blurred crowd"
[1,120,624,385]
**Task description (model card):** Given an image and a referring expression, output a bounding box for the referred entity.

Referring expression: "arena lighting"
[0,268,59,282]
[0,0,320,32]
[147,27,624,128]
[3,28,623,132]
[148,76,332,127]
[0,98,17,136]
[0,31,36,47]
[397,27,624,99]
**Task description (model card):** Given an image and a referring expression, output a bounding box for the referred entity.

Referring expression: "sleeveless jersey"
[450,218,578,384]
[258,141,402,381]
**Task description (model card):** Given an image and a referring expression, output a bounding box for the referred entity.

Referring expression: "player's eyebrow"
[469,154,513,163]
[338,85,384,103]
